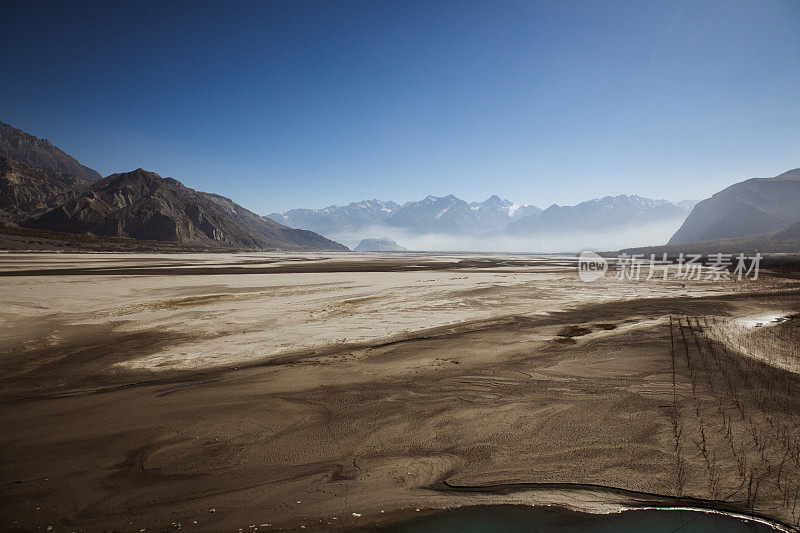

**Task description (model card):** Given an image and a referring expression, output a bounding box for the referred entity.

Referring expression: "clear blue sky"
[2,0,799,213]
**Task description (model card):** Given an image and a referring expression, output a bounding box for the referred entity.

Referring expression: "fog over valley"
[269,194,696,252]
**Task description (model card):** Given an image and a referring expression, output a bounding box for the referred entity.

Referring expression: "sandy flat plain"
[1,252,799,532]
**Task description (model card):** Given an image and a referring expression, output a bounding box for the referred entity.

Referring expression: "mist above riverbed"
[331,218,686,252]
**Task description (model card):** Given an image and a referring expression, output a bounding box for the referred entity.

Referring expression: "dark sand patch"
[557,325,593,337]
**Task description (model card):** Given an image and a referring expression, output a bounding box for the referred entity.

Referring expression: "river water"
[377,504,780,532]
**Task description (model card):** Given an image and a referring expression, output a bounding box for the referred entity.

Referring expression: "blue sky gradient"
[2,0,799,213]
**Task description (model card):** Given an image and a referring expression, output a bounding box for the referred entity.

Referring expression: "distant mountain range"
[269,199,400,236]
[493,195,690,237]
[0,122,346,251]
[269,194,541,237]
[270,194,696,251]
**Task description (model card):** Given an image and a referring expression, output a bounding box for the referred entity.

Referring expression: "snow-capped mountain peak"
[267,193,695,247]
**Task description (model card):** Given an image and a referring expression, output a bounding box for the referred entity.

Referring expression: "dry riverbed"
[1,252,799,531]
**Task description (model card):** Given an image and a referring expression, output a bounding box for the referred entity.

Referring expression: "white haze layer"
[328,217,687,253]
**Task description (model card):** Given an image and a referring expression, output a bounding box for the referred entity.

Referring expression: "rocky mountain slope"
[774,219,800,241]
[0,121,102,181]
[0,156,92,222]
[1,122,346,251]
[668,168,800,245]
[621,225,800,255]
[25,168,347,250]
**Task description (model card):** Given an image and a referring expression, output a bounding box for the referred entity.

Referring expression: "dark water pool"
[376,505,779,532]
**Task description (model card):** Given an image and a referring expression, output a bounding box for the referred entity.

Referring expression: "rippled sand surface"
[1,252,799,531]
